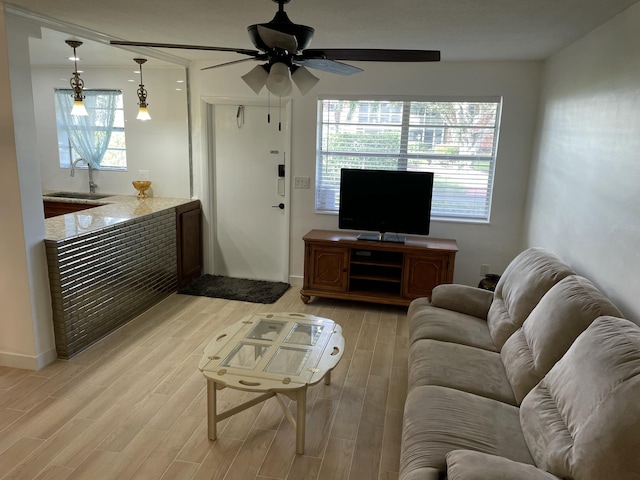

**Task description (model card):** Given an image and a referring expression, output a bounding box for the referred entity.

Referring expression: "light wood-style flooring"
[0,287,409,480]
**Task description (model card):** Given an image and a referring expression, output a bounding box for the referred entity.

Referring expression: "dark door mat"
[178,274,291,304]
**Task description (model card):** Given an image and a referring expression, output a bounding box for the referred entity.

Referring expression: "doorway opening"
[206,100,291,283]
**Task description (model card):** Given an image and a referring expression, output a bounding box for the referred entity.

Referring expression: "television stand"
[357,232,406,243]
[301,229,458,306]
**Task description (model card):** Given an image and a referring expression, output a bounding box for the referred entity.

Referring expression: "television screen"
[338,168,434,242]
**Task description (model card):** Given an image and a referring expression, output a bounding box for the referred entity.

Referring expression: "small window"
[316,97,502,222]
[55,89,127,170]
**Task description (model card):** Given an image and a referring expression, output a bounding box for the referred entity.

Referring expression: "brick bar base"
[45,209,177,359]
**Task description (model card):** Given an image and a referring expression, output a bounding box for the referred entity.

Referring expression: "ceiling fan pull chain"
[279,96,282,131]
[236,105,245,128]
[268,92,271,124]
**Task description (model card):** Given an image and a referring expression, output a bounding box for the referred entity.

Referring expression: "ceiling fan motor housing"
[247,9,314,53]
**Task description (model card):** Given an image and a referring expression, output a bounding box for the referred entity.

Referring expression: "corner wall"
[523,2,640,323]
[0,9,56,369]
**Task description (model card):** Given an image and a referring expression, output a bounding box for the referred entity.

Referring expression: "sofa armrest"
[446,450,560,480]
[430,284,494,320]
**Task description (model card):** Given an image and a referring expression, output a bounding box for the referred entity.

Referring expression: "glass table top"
[285,323,324,346]
[221,342,269,370]
[246,320,287,341]
[200,314,341,383]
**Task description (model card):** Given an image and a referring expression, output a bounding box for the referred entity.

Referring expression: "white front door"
[210,102,290,283]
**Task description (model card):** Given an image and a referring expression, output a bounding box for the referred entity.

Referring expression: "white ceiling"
[6,0,640,68]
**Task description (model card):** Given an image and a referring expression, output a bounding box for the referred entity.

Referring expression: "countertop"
[44,192,197,242]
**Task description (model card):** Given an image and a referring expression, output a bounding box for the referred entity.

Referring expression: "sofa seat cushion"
[446,450,561,480]
[408,339,516,405]
[520,316,640,480]
[409,306,498,352]
[487,248,575,350]
[400,385,533,478]
[501,275,622,404]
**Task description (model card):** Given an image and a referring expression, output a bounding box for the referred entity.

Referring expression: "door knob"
[272,203,285,210]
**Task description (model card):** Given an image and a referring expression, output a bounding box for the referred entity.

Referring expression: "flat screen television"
[338,168,434,243]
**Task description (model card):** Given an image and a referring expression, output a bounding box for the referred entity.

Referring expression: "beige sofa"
[400,248,640,479]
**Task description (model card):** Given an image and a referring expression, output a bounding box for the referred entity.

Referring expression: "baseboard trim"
[0,347,58,371]
[288,275,303,286]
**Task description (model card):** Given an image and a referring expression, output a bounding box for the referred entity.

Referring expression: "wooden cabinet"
[43,200,98,218]
[306,245,349,292]
[403,253,453,299]
[301,229,457,306]
[176,200,203,288]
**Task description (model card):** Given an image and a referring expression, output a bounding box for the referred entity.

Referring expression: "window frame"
[55,88,128,171]
[315,95,503,223]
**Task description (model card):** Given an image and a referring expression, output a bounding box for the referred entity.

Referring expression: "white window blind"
[316,97,502,221]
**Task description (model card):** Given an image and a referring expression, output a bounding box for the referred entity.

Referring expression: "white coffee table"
[198,312,344,454]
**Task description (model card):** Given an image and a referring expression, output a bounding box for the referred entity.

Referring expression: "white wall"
[33,65,191,199]
[523,2,640,323]
[190,60,543,287]
[0,11,56,369]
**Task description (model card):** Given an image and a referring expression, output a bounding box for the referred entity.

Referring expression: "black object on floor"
[178,274,291,304]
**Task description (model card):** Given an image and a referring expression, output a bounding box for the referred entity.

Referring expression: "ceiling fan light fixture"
[266,62,292,96]
[241,64,269,94]
[291,65,319,95]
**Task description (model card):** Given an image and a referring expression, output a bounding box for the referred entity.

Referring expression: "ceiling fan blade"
[110,40,261,57]
[302,48,441,62]
[201,57,267,71]
[256,25,298,52]
[295,58,363,76]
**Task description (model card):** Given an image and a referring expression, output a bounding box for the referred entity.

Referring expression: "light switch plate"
[294,176,310,189]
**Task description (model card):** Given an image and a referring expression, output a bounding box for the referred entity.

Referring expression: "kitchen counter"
[43,193,195,241]
[43,192,202,359]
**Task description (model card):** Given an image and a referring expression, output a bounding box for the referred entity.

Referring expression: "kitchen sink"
[46,192,113,200]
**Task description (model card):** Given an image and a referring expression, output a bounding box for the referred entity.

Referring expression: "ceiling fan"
[111,0,440,96]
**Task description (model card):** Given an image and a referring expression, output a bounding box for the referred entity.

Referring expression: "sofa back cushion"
[520,316,640,480]
[487,248,575,350]
[501,276,622,404]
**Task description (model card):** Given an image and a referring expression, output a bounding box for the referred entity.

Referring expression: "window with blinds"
[316,97,502,221]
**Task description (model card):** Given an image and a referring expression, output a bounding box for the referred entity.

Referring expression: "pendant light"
[65,40,88,116]
[134,58,151,121]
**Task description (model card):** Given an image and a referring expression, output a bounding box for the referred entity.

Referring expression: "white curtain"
[55,89,121,169]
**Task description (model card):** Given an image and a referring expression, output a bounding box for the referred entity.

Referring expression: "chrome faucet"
[70,158,97,194]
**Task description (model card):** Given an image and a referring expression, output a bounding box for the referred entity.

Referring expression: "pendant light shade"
[71,99,88,116]
[137,106,151,121]
[265,62,293,96]
[66,40,88,116]
[291,66,319,95]
[241,65,269,94]
[134,58,151,121]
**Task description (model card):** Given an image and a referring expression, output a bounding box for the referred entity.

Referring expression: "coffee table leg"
[207,379,217,440]
[324,369,331,385]
[296,387,306,455]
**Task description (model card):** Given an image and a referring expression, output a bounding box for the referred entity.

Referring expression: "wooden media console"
[301,229,458,306]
